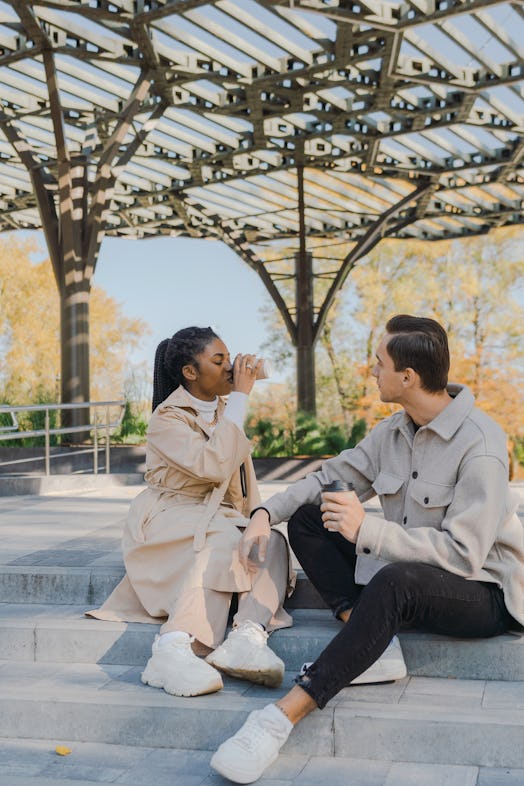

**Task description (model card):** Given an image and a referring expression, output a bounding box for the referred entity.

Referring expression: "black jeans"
[288,504,516,709]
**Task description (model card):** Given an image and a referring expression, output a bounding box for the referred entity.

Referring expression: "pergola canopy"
[0,0,523,415]
[1,0,523,243]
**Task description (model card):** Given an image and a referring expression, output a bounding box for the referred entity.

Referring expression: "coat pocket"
[409,481,455,526]
[409,481,454,509]
[372,471,404,497]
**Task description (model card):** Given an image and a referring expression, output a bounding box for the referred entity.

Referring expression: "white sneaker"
[211,703,292,784]
[141,632,223,697]
[206,620,285,688]
[299,635,407,686]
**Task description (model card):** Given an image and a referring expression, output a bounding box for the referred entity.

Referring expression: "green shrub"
[246,418,292,457]
[114,400,148,444]
[514,438,524,466]
[0,391,59,447]
[247,413,367,457]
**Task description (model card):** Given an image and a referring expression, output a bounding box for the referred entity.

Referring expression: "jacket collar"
[159,385,224,412]
[157,386,226,436]
[394,383,475,442]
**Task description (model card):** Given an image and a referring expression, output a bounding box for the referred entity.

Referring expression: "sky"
[33,232,280,380]
[95,235,275,370]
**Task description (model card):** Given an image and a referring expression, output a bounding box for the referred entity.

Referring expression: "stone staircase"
[0,480,523,785]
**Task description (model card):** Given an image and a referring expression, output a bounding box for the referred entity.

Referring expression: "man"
[211,314,524,785]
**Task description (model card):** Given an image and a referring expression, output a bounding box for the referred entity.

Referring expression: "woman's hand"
[239,508,271,572]
[320,490,365,543]
[232,353,263,395]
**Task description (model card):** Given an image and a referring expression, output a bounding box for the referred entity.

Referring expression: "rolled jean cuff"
[333,601,352,620]
[294,669,328,710]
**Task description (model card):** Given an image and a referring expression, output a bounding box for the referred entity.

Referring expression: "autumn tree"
[255,228,524,456]
[0,235,148,405]
[420,231,524,434]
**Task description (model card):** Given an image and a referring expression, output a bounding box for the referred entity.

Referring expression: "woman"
[87,326,293,697]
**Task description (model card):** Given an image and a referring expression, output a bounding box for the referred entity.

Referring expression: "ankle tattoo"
[275,703,292,722]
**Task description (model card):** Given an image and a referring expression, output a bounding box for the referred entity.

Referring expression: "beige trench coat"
[87,386,294,632]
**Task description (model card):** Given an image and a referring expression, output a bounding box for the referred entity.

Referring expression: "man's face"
[371,334,406,403]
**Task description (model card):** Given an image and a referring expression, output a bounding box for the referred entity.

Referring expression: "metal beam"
[314,180,435,339]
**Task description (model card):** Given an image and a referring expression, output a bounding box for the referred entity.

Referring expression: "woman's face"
[183,337,234,400]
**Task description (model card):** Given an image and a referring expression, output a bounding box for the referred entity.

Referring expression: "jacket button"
[412,471,418,479]
[424,497,429,504]
[363,547,371,554]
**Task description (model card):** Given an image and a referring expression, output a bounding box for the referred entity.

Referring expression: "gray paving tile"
[385,762,478,786]
[0,779,146,786]
[400,676,485,708]
[482,681,524,709]
[100,665,145,691]
[116,748,214,784]
[45,662,133,690]
[336,678,408,706]
[0,661,63,685]
[0,738,146,782]
[477,768,524,785]
[293,756,390,785]
[40,763,131,782]
[9,549,110,567]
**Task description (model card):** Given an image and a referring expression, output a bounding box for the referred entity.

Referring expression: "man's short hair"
[385,315,449,392]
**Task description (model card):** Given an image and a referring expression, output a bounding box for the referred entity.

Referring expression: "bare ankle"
[276,686,318,725]
[191,640,213,658]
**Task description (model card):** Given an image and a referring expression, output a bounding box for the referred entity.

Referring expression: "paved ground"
[0,478,523,785]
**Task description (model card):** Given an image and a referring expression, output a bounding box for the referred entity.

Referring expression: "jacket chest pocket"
[409,481,455,526]
[372,471,404,499]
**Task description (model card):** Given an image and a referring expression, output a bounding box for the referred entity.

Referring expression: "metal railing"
[0,400,126,475]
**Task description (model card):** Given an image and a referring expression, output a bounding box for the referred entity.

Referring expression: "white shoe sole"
[141,664,223,697]
[207,659,284,688]
[351,636,407,684]
[210,747,278,784]
[350,662,407,685]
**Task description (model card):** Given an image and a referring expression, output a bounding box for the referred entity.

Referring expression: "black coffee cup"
[321,480,354,492]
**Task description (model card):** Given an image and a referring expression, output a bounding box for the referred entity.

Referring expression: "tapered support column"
[60,282,90,423]
[295,249,316,414]
[295,163,316,414]
[0,52,158,442]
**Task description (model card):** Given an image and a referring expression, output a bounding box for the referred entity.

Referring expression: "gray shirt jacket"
[264,384,524,627]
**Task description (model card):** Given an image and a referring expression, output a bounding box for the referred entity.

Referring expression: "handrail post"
[93,406,98,474]
[44,409,50,476]
[105,404,111,474]
[0,399,125,475]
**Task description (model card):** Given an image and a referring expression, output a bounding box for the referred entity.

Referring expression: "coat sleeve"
[147,407,252,484]
[357,453,512,577]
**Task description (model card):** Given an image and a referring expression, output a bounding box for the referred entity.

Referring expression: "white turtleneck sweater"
[185,390,248,431]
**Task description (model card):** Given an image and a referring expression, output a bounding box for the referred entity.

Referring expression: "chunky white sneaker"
[206,620,284,688]
[211,703,292,784]
[141,632,223,697]
[299,635,407,686]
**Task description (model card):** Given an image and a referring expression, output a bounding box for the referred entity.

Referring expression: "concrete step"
[3,738,522,786]
[0,473,145,496]
[0,738,521,786]
[0,564,325,608]
[0,661,523,769]
[1,605,523,681]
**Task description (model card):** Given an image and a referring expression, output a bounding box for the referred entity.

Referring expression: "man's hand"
[320,490,365,543]
[239,508,271,572]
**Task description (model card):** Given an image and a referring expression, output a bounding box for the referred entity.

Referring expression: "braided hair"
[152,326,220,410]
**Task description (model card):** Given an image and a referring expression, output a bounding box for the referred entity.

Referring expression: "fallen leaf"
[55,745,72,756]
